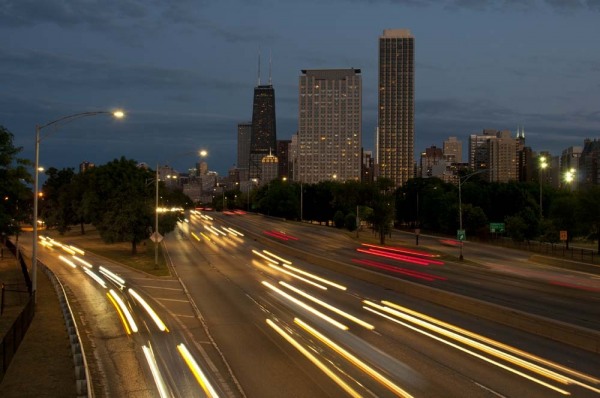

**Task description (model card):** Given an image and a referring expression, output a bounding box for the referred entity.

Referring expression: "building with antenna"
[249,51,277,183]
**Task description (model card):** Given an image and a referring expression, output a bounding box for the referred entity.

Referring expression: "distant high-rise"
[237,121,252,182]
[377,29,414,187]
[276,139,291,180]
[443,137,462,163]
[260,151,279,185]
[298,68,362,183]
[79,161,94,173]
[249,52,277,182]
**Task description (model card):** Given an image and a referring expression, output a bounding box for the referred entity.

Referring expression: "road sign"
[490,222,505,233]
[457,229,466,241]
[150,231,163,243]
[560,230,568,241]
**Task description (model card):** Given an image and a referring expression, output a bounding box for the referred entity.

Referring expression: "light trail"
[142,344,171,398]
[108,289,138,333]
[99,266,126,289]
[279,281,374,330]
[129,289,169,332]
[58,255,77,268]
[267,263,328,290]
[382,300,600,386]
[262,250,292,264]
[177,343,220,398]
[266,319,362,398]
[262,281,347,330]
[72,255,93,269]
[362,301,571,395]
[281,263,347,290]
[295,318,413,397]
[83,268,107,288]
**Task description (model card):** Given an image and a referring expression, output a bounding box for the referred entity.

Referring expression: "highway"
[27,211,600,397]
[171,211,600,397]
[218,212,600,331]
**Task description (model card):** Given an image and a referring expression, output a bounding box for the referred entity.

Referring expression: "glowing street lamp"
[32,110,125,299]
[539,156,548,219]
[564,168,577,190]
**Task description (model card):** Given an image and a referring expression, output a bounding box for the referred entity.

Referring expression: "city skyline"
[2,1,599,176]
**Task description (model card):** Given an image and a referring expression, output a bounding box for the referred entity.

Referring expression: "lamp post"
[33,110,125,299]
[539,156,548,219]
[155,164,159,268]
[458,169,487,261]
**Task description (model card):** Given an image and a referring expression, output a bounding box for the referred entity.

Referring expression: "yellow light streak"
[281,263,347,291]
[295,318,413,397]
[68,245,85,255]
[381,300,600,389]
[262,250,292,264]
[252,249,279,264]
[60,245,76,255]
[191,232,201,241]
[99,266,126,288]
[83,268,107,288]
[362,301,570,396]
[262,281,347,330]
[142,344,170,398]
[72,255,93,268]
[58,255,77,268]
[280,281,374,330]
[108,289,138,333]
[266,319,362,398]
[106,291,131,335]
[267,263,328,290]
[177,343,220,398]
[129,289,169,332]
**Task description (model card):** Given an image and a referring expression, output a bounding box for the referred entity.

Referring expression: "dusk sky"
[2,0,599,176]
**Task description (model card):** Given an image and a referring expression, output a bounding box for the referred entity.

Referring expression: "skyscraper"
[377,29,415,187]
[298,68,362,183]
[249,55,277,181]
[237,121,252,182]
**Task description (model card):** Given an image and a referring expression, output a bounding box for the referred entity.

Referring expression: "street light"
[564,168,576,190]
[539,156,548,219]
[458,169,487,261]
[33,110,125,299]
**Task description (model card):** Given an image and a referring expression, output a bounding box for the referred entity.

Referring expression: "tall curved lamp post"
[458,169,487,261]
[32,110,125,299]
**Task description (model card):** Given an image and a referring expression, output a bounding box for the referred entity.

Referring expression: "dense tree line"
[227,175,600,252]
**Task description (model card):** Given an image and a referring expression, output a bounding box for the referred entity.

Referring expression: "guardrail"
[40,263,91,398]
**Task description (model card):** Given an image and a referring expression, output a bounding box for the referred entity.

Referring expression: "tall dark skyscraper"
[377,29,414,187]
[237,121,252,182]
[249,55,277,181]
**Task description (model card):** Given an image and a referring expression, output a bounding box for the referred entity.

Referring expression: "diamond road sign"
[150,231,163,243]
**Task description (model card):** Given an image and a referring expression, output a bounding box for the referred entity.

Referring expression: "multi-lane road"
[32,211,600,397]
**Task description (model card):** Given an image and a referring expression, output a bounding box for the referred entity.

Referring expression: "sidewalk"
[0,244,76,397]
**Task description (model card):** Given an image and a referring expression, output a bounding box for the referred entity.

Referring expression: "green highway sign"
[457,229,466,241]
[490,222,505,233]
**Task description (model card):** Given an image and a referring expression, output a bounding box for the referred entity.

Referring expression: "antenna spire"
[257,47,261,86]
[269,50,272,85]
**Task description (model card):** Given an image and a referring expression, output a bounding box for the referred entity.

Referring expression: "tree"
[85,158,157,255]
[0,125,32,239]
[367,178,395,245]
[40,167,77,234]
[577,186,600,253]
